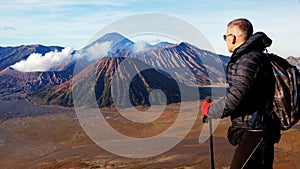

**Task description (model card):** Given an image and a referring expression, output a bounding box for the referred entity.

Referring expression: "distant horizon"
[0,35,296,58]
[0,40,296,58]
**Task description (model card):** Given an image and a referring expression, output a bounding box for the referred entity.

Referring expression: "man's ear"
[231,35,236,44]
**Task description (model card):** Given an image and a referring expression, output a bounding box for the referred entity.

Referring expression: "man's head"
[224,18,253,53]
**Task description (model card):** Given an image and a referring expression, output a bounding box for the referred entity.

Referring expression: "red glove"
[201,101,213,116]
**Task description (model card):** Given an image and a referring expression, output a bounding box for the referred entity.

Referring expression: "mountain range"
[0,32,299,109]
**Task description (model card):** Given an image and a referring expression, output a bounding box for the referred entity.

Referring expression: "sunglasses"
[223,34,235,41]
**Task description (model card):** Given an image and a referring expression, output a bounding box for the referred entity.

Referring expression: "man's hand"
[201,101,213,116]
[201,100,213,123]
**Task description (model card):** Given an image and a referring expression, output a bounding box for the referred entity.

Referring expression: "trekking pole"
[201,98,215,169]
[208,118,215,169]
[240,138,263,169]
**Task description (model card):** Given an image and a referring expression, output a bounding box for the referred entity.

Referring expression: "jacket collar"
[231,32,272,59]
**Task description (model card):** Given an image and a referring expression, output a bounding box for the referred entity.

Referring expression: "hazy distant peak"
[99,32,125,41]
[178,42,198,49]
[154,41,174,48]
[91,32,134,46]
[286,55,300,69]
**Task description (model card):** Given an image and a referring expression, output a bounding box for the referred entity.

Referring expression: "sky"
[0,0,300,57]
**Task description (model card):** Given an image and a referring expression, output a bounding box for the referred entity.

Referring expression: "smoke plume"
[74,42,113,61]
[133,40,149,53]
[11,47,74,72]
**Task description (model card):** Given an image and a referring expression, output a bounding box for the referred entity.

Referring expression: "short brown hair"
[228,18,253,40]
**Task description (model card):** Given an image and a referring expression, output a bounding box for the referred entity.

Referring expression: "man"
[202,18,280,169]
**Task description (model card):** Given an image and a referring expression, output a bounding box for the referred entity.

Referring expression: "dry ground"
[0,100,299,169]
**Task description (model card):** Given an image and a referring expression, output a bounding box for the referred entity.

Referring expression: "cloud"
[11,47,74,72]
[3,26,16,31]
[75,42,113,61]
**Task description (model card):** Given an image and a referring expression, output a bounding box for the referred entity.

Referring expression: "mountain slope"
[0,67,72,100]
[130,42,227,86]
[33,57,198,108]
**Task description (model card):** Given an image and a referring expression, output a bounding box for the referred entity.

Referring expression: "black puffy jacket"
[208,32,275,129]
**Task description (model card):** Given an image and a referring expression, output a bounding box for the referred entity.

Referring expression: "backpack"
[266,53,300,130]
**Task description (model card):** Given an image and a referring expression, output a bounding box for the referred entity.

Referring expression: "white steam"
[75,41,113,61]
[11,47,74,72]
[133,40,150,53]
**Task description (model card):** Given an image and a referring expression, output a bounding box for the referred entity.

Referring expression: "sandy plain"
[0,100,299,169]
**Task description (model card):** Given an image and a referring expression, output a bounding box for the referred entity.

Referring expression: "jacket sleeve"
[208,54,261,119]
